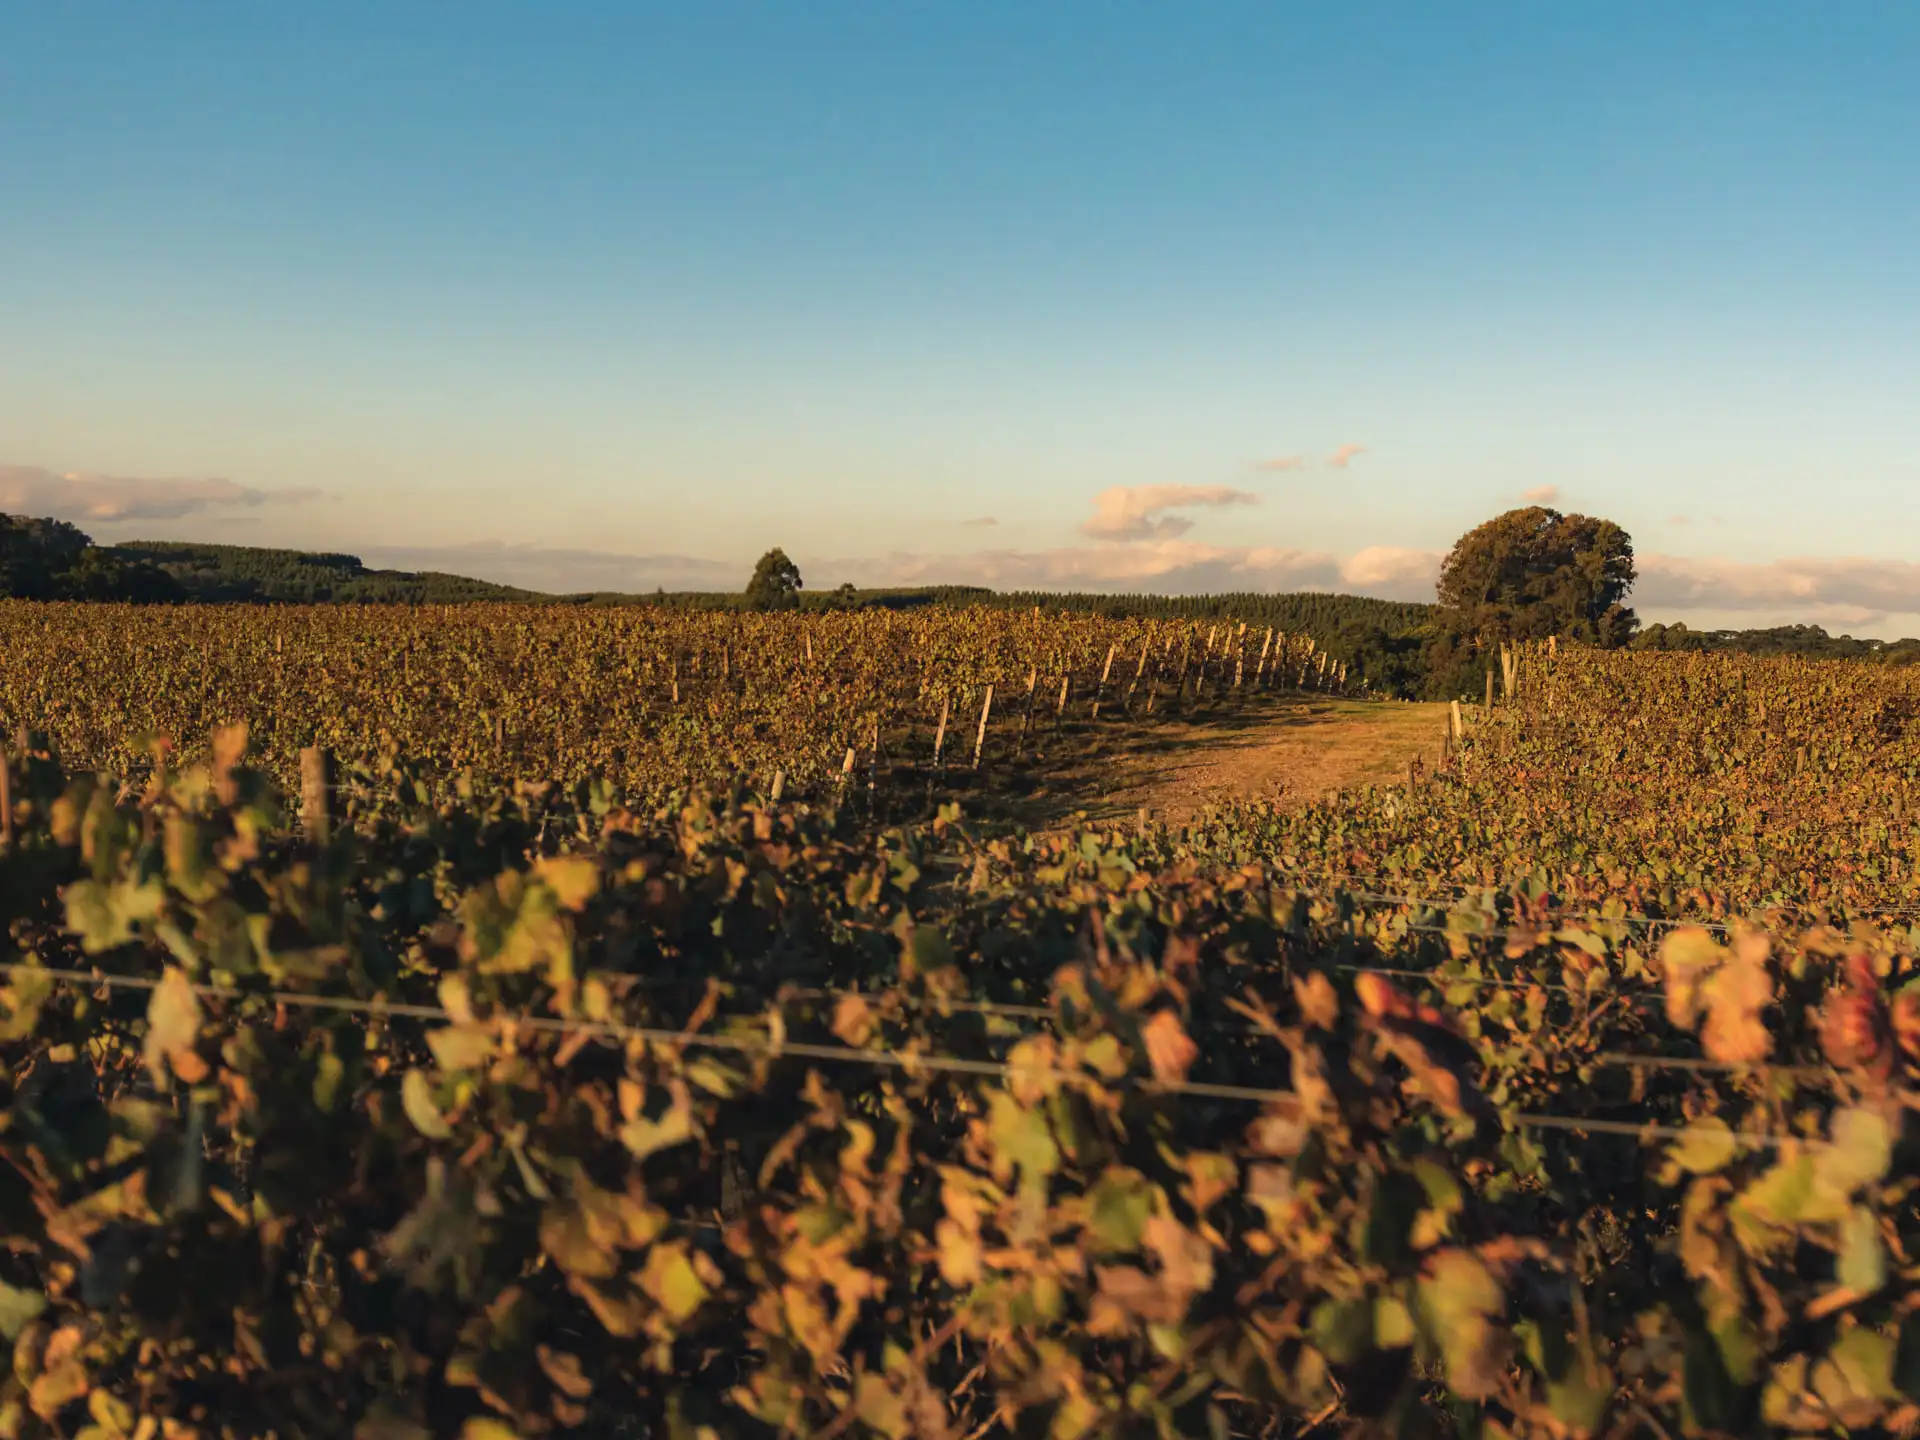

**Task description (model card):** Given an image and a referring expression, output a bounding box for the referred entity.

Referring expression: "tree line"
[2,508,1913,696]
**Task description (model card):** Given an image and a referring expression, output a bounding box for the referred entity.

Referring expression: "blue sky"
[3,3,1917,628]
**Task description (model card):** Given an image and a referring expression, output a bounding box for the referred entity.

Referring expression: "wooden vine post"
[1125,640,1150,710]
[932,693,951,770]
[300,746,332,845]
[1017,667,1039,755]
[1090,643,1117,719]
[971,685,994,770]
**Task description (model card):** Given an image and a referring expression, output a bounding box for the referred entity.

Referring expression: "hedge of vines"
[0,638,1916,1436]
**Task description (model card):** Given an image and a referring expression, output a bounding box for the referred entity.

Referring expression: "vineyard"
[0,603,1353,808]
[0,608,1918,1438]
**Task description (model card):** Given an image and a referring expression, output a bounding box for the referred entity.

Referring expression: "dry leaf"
[1141,1010,1198,1084]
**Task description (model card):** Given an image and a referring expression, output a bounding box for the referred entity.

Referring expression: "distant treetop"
[744,548,804,611]
[1436,505,1637,647]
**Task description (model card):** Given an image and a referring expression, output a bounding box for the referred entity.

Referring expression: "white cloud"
[1079,484,1259,542]
[1327,443,1366,469]
[0,464,321,523]
[1253,455,1306,472]
[1637,554,1920,625]
[818,537,1441,602]
[959,515,999,528]
[1521,484,1560,504]
[1339,545,1444,591]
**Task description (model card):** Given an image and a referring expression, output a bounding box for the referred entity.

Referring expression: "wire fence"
[2,962,1820,1149]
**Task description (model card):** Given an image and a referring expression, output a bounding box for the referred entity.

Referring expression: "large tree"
[743,548,803,611]
[0,514,182,602]
[1436,506,1637,646]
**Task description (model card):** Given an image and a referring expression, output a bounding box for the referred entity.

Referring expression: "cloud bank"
[359,541,740,595]
[828,539,1444,601]
[1636,554,1920,629]
[335,541,1920,635]
[0,464,320,523]
[1080,484,1259,541]
[1521,484,1560,504]
[16,461,1920,635]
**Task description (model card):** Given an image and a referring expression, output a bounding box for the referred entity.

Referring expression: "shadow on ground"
[904,690,1451,833]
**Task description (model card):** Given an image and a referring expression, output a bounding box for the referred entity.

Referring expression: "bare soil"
[977,692,1451,830]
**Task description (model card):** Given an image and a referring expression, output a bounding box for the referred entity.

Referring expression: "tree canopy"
[744,548,804,611]
[0,515,183,602]
[1436,506,1637,646]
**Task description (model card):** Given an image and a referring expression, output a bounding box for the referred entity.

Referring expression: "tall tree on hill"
[1436,506,1637,647]
[744,548,804,611]
[0,515,91,598]
[0,514,183,601]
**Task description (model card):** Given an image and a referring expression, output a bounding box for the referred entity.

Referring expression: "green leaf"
[1680,1323,1746,1435]
[1736,1153,1848,1229]
[686,1059,740,1097]
[400,1069,452,1139]
[1310,1297,1374,1365]
[640,1244,708,1321]
[1838,1206,1886,1294]
[426,1025,494,1073]
[1374,1295,1416,1349]
[1084,1169,1153,1253]
[540,1202,618,1279]
[65,877,165,954]
[533,854,599,911]
[1819,1107,1894,1195]
[619,1101,693,1160]
[0,1281,45,1340]
[1814,1327,1896,1411]
[853,1374,910,1439]
[909,926,953,974]
[1417,1250,1508,1401]
[1669,1116,1737,1175]
[987,1092,1059,1188]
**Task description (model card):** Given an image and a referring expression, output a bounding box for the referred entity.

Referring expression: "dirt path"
[1107,697,1450,823]
[1010,694,1451,828]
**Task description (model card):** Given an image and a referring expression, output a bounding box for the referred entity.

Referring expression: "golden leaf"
[1141,1010,1198,1084]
